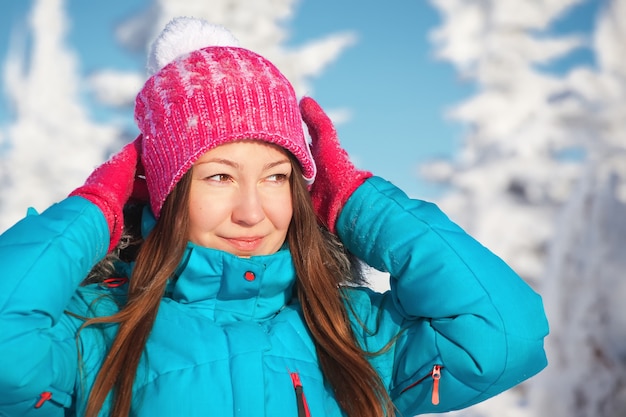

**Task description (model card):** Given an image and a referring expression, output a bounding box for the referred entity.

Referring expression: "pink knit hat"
[135,17,316,218]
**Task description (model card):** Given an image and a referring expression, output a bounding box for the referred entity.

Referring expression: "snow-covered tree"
[0,0,354,232]
[0,0,120,231]
[423,0,589,287]
[424,0,626,416]
[530,0,626,415]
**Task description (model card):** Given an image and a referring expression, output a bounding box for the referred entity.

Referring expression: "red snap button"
[244,271,255,281]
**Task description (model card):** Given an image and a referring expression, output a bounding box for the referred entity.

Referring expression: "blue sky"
[288,0,471,197]
[0,0,601,199]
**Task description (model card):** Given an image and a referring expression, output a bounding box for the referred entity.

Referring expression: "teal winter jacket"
[0,176,549,416]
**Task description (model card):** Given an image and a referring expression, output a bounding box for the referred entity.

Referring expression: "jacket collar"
[140,206,296,322]
[165,243,297,322]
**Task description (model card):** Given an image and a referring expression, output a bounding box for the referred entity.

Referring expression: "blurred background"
[1,0,625,416]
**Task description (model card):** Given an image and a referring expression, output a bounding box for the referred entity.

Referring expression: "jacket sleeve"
[337,177,549,415]
[0,196,109,415]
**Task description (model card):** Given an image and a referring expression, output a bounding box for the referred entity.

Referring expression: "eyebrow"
[263,159,291,170]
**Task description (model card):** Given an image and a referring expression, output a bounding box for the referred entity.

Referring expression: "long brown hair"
[288,162,395,416]
[82,159,394,417]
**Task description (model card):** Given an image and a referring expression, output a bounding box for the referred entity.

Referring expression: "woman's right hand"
[69,135,145,251]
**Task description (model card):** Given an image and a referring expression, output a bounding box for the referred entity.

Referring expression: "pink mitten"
[69,135,143,252]
[300,97,372,233]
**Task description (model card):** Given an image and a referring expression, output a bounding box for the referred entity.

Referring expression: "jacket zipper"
[400,364,442,405]
[290,372,311,417]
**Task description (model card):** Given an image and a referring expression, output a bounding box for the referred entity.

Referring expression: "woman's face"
[188,140,293,257]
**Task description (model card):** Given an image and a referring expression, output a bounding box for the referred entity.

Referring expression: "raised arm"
[0,136,142,415]
[301,97,548,415]
[338,177,548,413]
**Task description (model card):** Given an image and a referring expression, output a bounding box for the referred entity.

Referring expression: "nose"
[231,184,265,226]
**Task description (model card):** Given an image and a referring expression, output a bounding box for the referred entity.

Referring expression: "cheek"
[264,192,293,230]
[188,193,230,232]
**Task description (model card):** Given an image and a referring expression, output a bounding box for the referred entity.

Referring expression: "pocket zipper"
[34,391,52,408]
[431,365,441,405]
[401,364,443,405]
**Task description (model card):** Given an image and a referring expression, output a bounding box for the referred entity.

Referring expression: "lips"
[224,236,264,253]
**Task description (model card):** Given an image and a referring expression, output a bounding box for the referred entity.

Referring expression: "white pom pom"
[147,17,240,75]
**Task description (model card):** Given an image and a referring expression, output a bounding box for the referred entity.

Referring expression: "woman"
[0,17,548,417]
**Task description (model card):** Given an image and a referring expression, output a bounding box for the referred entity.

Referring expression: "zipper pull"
[431,365,441,405]
[35,391,52,408]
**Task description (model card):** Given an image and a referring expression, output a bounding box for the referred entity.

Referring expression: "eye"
[266,173,289,183]
[206,173,232,182]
